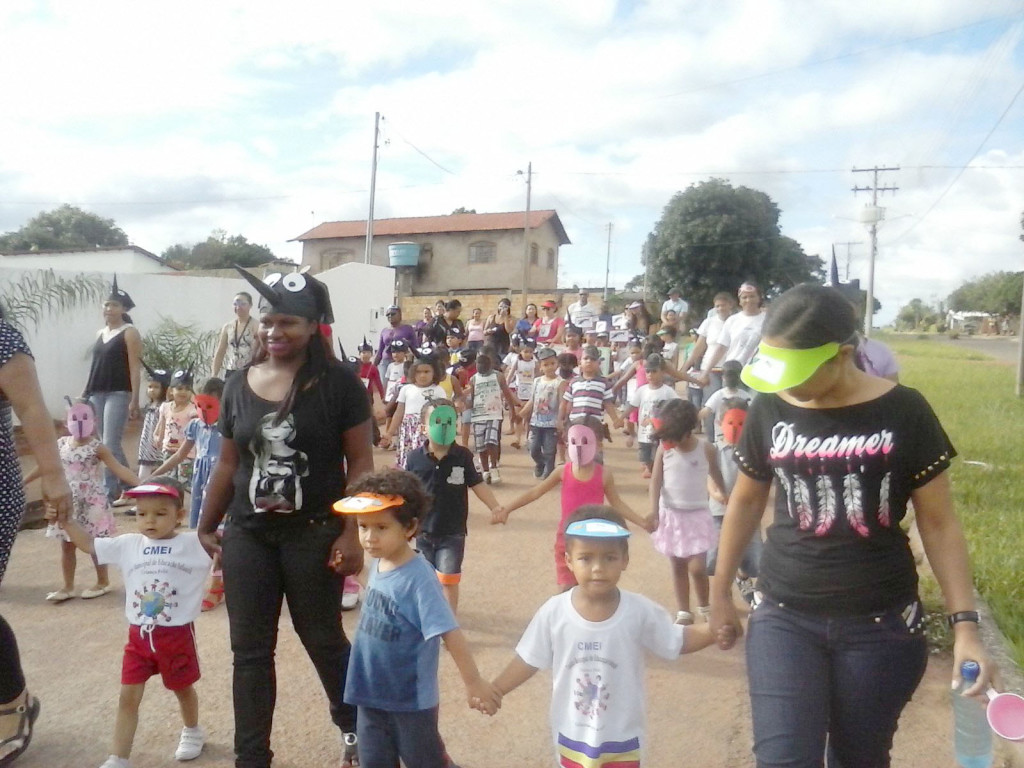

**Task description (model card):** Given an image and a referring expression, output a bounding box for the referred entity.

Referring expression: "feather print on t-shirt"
[814,474,837,535]
[842,472,870,537]
[878,472,892,528]
[774,468,796,520]
[794,476,813,531]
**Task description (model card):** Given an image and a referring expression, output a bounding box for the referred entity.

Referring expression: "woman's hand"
[198,530,222,558]
[129,401,140,420]
[39,470,72,523]
[952,623,997,697]
[328,532,364,577]
[709,595,743,650]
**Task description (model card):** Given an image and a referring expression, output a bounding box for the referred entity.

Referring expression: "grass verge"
[883,334,1024,666]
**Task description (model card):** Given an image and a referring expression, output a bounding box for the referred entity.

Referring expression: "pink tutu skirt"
[651,503,716,559]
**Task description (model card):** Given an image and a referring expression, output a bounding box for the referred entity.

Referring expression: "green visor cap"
[741,342,840,393]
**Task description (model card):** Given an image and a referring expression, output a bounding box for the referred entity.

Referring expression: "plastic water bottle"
[953,660,993,768]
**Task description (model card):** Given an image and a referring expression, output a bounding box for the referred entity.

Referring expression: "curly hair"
[651,398,698,443]
[346,468,432,529]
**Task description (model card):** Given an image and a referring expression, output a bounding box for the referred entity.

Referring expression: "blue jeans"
[416,532,466,576]
[706,515,762,577]
[89,390,131,501]
[746,597,927,768]
[356,705,448,768]
[528,426,558,477]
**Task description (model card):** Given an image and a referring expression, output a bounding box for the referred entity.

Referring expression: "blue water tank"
[388,242,421,268]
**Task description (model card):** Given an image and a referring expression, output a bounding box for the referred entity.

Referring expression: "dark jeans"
[222,518,356,768]
[0,615,24,701]
[746,597,927,768]
[357,705,448,768]
[529,426,558,477]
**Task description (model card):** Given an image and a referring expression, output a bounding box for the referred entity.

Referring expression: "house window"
[530,243,539,265]
[469,241,496,264]
[547,248,555,269]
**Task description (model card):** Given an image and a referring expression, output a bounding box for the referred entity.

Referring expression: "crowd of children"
[24,293,768,768]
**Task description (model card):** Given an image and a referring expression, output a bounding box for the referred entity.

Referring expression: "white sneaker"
[174,726,206,761]
[490,467,501,483]
[674,610,694,626]
[482,470,491,484]
[100,757,131,768]
[341,589,361,611]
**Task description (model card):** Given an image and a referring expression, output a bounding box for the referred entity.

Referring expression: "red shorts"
[121,623,201,690]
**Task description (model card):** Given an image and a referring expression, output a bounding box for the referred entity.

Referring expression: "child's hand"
[490,506,509,525]
[467,679,502,716]
[43,504,59,523]
[198,530,222,559]
[644,513,659,533]
[379,435,392,449]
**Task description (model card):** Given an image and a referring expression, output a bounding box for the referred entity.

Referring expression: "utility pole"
[1017,267,1024,397]
[852,165,899,338]
[833,240,863,281]
[520,162,532,313]
[603,223,613,302]
[365,111,381,264]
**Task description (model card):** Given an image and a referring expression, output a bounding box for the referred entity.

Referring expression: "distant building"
[0,245,177,273]
[292,210,570,296]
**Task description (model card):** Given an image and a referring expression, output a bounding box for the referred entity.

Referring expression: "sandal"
[45,589,76,602]
[0,694,40,766]
[81,585,112,599]
[201,585,225,612]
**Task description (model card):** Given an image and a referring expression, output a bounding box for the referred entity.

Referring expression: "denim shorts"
[637,441,656,466]
[416,533,466,585]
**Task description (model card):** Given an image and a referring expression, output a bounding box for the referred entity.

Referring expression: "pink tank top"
[661,441,709,510]
[559,463,605,538]
[636,362,648,387]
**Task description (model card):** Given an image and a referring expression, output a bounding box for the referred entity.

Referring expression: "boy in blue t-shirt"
[333,468,500,767]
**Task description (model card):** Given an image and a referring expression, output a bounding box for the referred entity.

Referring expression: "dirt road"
[4,434,1005,767]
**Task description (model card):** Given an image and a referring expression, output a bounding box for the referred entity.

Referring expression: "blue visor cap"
[564,518,630,539]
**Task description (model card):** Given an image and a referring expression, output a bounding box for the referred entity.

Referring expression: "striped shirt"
[562,375,613,421]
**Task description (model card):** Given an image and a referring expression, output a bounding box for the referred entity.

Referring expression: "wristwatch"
[947,610,980,628]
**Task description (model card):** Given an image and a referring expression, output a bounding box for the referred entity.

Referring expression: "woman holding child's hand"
[197,269,373,768]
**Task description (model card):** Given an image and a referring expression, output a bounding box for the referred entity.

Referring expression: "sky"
[1,0,1022,324]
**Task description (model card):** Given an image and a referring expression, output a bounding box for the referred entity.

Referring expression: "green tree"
[161,230,275,270]
[948,271,1023,315]
[0,204,129,252]
[450,207,477,214]
[896,298,938,331]
[636,179,823,312]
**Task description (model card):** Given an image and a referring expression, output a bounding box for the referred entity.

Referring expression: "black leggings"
[222,518,356,768]
[0,615,25,702]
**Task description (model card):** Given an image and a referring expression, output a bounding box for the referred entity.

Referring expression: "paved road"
[942,334,1021,364]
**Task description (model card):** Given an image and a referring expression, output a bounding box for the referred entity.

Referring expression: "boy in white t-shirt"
[698,360,752,444]
[624,355,679,477]
[50,476,212,768]
[488,507,722,767]
[468,347,520,484]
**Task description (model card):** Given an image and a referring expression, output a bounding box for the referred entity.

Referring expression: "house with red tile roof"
[292,210,569,296]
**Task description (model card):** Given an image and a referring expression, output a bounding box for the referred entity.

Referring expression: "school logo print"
[133,579,179,624]
[447,467,465,485]
[573,672,610,720]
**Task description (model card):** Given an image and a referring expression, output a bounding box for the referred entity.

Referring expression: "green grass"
[885,334,1024,666]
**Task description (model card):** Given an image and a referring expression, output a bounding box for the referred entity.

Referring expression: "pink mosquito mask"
[567,424,597,467]
[66,402,96,440]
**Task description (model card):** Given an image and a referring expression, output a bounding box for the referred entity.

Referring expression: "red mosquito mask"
[721,408,747,446]
[194,395,220,426]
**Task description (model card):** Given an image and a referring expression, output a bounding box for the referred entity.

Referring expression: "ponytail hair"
[761,284,857,349]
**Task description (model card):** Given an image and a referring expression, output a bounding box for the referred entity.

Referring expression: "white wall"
[0,250,175,274]
[2,263,395,417]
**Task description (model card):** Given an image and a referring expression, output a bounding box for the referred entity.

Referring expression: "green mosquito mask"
[426,405,458,446]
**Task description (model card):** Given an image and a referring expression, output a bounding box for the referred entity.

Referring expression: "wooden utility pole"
[520,162,532,313]
[852,165,899,338]
[365,111,381,265]
[604,223,613,302]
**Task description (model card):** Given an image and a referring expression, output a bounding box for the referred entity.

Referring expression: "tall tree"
[0,204,129,252]
[638,179,822,312]
[947,271,1023,315]
[161,230,276,270]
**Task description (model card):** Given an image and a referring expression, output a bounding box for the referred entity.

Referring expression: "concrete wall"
[0,250,174,274]
[299,222,561,293]
[2,263,394,417]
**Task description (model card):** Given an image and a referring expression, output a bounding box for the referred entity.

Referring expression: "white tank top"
[661,440,710,510]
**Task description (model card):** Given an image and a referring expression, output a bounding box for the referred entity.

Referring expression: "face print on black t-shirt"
[249,413,310,513]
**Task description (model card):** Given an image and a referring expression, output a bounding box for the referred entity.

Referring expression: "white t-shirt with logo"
[716,311,766,366]
[471,371,504,422]
[94,532,212,627]
[397,383,445,420]
[516,590,684,767]
[511,357,537,400]
[628,384,679,444]
[384,361,405,402]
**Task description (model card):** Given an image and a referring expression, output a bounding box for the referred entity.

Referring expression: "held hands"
[328,533,364,577]
[467,678,502,716]
[198,530,222,558]
[379,435,392,449]
[643,513,659,534]
[490,506,509,525]
[40,470,72,523]
[129,402,140,420]
[709,599,743,651]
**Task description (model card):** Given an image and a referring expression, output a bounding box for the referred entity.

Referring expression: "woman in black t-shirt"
[709,284,992,768]
[198,269,372,768]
